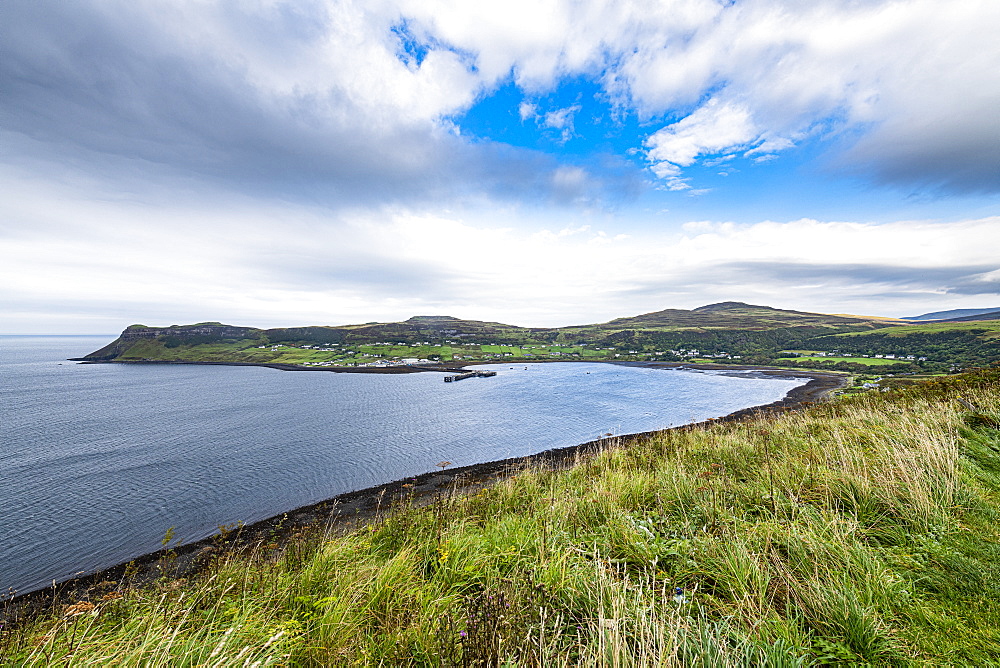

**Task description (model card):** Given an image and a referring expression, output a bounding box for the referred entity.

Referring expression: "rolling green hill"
[80,302,905,369]
[555,303,893,363]
[77,303,1000,371]
[586,301,879,330]
[805,320,1000,369]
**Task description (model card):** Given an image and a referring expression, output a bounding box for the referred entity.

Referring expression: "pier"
[444,370,497,382]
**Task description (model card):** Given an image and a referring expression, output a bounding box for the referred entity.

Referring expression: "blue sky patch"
[390,20,430,68]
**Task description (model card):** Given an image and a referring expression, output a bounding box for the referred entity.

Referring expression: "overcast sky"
[2,0,999,333]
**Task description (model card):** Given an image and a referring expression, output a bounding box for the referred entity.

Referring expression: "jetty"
[444,370,497,382]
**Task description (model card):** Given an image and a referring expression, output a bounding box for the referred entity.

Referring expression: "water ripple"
[1,337,805,595]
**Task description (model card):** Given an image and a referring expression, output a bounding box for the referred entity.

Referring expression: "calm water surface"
[1,335,806,595]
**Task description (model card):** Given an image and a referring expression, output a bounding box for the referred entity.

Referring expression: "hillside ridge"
[78,302,1000,372]
[905,307,1000,321]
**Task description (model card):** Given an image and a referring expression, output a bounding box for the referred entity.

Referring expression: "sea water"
[1,335,805,595]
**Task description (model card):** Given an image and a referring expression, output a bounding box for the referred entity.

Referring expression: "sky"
[2,0,999,334]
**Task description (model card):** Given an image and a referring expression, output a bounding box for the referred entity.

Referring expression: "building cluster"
[256,339,740,366]
[793,351,929,362]
[665,349,742,360]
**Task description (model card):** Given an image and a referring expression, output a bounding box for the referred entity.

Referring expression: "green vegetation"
[5,368,1000,665]
[775,356,902,366]
[82,302,1000,372]
[808,321,1000,371]
[866,321,1000,336]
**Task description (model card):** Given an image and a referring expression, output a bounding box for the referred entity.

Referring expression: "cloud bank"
[3,160,997,332]
[2,1,998,332]
[3,0,999,198]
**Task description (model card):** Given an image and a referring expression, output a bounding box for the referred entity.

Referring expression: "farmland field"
[830,320,1000,339]
[775,356,903,366]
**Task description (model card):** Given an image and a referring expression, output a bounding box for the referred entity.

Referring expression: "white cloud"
[644,100,760,176]
[5,0,997,197]
[542,104,581,142]
[3,160,997,332]
[745,137,795,158]
[403,0,1000,191]
[516,102,582,143]
[3,0,998,334]
[619,0,1000,189]
[542,105,578,131]
[549,165,595,203]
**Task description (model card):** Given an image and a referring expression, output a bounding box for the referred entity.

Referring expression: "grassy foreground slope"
[5,370,1000,665]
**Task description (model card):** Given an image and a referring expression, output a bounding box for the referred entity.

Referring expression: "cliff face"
[122,324,261,340]
[82,324,261,360]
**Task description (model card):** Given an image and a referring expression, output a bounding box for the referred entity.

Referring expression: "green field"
[6,369,1000,664]
[803,320,1000,370]
[113,339,629,367]
[831,320,1000,339]
[776,355,903,366]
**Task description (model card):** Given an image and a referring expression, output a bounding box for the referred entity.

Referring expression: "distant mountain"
[939,310,1000,323]
[573,301,885,332]
[904,307,1000,321]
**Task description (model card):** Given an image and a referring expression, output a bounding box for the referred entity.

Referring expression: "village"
[252,340,607,368]
[249,339,938,369]
[247,339,744,368]
[780,350,929,362]
[248,337,765,368]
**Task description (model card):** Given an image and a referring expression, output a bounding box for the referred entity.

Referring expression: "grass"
[111,339,620,366]
[775,356,902,366]
[832,321,1000,339]
[4,368,1000,665]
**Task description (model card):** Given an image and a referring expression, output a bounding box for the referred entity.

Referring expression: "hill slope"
[579,301,881,331]
[940,310,1000,323]
[904,307,1000,321]
[79,303,900,367]
[806,319,1000,368]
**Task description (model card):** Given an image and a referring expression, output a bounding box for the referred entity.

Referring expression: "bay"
[1,335,805,596]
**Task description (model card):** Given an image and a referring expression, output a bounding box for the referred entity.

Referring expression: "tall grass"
[3,369,999,666]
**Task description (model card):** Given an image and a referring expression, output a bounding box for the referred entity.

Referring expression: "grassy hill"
[805,320,1000,369]
[4,368,999,664]
[77,304,1000,371]
[556,303,894,365]
[588,302,879,330]
[79,302,908,369]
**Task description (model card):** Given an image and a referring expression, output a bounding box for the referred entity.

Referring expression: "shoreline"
[71,356,848,378]
[3,366,847,624]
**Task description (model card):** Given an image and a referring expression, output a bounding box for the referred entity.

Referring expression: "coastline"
[70,358,434,374]
[71,356,845,379]
[3,366,847,624]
